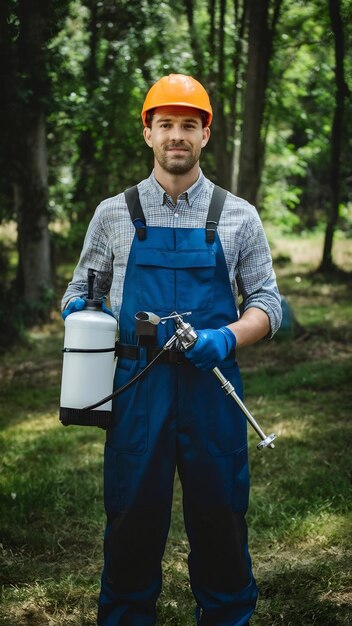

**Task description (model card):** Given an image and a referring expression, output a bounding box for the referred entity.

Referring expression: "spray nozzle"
[135,311,192,325]
[134,311,192,346]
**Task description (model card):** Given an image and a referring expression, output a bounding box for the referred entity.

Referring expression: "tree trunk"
[206,0,233,188]
[72,0,100,219]
[230,0,247,192]
[16,111,52,303]
[236,0,281,206]
[319,0,349,272]
[15,0,53,307]
[212,0,233,188]
[183,0,204,79]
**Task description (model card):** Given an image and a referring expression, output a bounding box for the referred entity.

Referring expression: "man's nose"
[170,125,184,141]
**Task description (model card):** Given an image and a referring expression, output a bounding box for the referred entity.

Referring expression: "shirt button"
[174,213,179,218]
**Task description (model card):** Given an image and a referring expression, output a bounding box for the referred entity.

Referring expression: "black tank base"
[60,406,112,429]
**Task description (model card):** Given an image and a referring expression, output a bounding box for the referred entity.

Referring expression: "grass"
[1,232,352,625]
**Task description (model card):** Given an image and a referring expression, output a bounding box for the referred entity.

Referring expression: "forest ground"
[0,230,351,625]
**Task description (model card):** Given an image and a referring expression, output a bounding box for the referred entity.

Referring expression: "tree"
[319,0,350,271]
[236,0,282,206]
[0,0,70,312]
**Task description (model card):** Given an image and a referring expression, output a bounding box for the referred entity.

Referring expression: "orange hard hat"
[141,74,213,127]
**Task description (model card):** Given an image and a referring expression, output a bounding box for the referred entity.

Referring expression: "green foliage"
[263,2,329,227]
[262,0,352,232]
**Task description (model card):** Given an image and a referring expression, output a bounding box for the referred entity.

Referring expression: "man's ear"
[143,126,153,147]
[201,126,210,148]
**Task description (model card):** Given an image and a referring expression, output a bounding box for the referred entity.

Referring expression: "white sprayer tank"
[60,305,117,428]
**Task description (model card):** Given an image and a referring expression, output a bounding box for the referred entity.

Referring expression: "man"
[62,74,282,626]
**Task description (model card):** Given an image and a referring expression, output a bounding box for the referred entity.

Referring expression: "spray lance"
[81,310,276,450]
[170,313,276,450]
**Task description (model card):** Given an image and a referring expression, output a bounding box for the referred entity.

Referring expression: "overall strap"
[206,185,228,243]
[124,186,146,240]
[125,183,228,243]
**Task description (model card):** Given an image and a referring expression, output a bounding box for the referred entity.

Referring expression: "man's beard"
[155,143,200,175]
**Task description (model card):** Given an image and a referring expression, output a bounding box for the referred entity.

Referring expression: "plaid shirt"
[62,170,282,336]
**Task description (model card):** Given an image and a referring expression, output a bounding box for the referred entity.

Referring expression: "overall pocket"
[135,248,216,313]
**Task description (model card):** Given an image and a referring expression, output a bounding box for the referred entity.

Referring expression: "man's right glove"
[62,297,115,320]
[62,297,86,320]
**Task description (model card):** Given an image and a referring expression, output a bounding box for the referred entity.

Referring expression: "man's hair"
[145,109,155,127]
[145,108,209,128]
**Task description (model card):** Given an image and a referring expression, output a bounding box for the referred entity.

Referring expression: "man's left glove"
[185,326,237,371]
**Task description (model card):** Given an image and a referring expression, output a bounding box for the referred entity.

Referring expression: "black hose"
[82,348,165,411]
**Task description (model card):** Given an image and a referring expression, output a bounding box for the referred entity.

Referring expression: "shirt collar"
[148,169,206,207]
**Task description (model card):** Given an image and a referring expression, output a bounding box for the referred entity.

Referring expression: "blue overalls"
[98,187,258,625]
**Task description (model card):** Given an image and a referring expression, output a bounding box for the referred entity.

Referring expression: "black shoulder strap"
[124,186,146,241]
[205,185,228,243]
[125,184,227,243]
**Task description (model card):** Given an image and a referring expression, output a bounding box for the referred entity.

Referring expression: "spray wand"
[168,313,276,450]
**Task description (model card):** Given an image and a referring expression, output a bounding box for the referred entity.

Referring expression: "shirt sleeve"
[61,203,113,310]
[236,210,282,338]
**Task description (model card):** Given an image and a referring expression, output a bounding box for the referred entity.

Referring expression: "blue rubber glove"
[185,326,237,371]
[62,297,86,320]
[62,297,115,320]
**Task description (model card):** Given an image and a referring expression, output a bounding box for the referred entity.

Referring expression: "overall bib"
[98,188,258,626]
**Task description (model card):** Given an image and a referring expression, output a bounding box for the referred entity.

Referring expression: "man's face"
[143,106,210,175]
